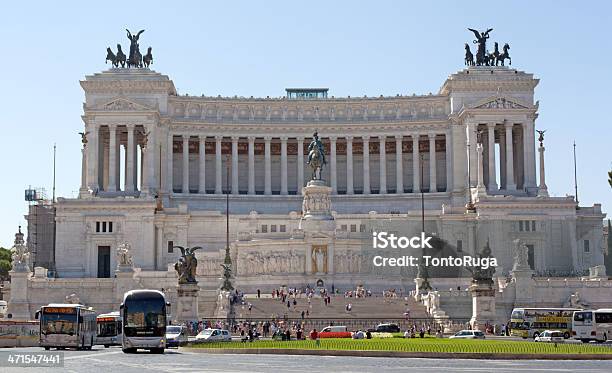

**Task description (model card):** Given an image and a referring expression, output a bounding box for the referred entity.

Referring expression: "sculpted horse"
[497,43,511,66]
[143,47,153,68]
[488,42,500,66]
[116,44,126,68]
[464,43,474,66]
[105,47,117,67]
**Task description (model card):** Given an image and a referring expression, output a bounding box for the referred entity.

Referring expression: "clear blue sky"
[0,1,610,248]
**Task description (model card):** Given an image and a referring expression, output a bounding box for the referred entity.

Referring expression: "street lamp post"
[417,153,431,292]
[221,154,234,291]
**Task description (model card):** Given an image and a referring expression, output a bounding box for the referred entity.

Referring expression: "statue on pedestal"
[116,242,134,269]
[512,239,530,271]
[469,240,496,286]
[174,246,201,284]
[307,132,326,180]
[10,226,30,272]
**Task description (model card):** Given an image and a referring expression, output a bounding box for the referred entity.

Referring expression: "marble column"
[487,123,498,191]
[79,145,88,197]
[248,136,255,195]
[412,135,420,193]
[264,137,271,195]
[126,124,135,192]
[330,137,337,193]
[296,137,304,191]
[215,136,223,194]
[362,136,370,195]
[467,121,478,187]
[537,142,549,197]
[182,135,190,194]
[523,119,537,191]
[428,133,437,192]
[346,136,354,194]
[231,136,239,194]
[87,123,98,191]
[395,135,403,193]
[108,124,117,192]
[167,133,173,193]
[476,142,486,195]
[504,122,516,190]
[198,135,206,194]
[379,136,386,194]
[144,127,156,194]
[280,137,288,195]
[445,131,452,193]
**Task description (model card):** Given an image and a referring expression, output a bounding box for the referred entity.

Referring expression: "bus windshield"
[98,320,119,337]
[41,311,77,335]
[123,297,166,337]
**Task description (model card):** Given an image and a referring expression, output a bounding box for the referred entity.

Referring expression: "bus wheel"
[122,348,136,354]
[563,332,570,339]
[104,345,109,348]
[151,348,164,354]
[44,347,50,351]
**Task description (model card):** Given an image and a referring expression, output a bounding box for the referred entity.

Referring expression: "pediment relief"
[471,96,531,110]
[97,97,153,111]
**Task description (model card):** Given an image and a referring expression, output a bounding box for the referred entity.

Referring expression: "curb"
[181,348,612,360]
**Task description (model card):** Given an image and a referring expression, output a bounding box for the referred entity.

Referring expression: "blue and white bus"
[39,304,97,350]
[120,290,168,353]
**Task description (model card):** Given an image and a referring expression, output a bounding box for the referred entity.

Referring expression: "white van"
[320,326,348,333]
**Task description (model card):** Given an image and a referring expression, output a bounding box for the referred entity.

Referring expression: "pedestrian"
[301,310,305,319]
[257,289,261,298]
[287,300,291,309]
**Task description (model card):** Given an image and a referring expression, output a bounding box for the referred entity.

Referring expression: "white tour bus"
[572,309,612,343]
[38,304,97,350]
[120,289,169,353]
[96,311,123,347]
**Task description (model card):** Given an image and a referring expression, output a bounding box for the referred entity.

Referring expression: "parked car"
[320,326,348,333]
[194,328,232,342]
[165,325,188,348]
[367,323,401,333]
[535,330,564,343]
[449,330,486,339]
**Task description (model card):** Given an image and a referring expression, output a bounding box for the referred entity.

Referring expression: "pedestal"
[301,179,335,232]
[214,290,231,319]
[114,267,136,304]
[469,282,496,331]
[175,283,200,322]
[6,270,32,320]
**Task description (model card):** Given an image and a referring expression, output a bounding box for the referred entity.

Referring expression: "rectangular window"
[531,221,536,231]
[280,225,286,233]
[350,224,357,232]
[96,222,100,233]
[102,221,107,233]
[525,221,530,232]
[167,240,174,253]
[108,222,113,233]
[359,224,366,232]
[456,240,463,252]
[527,244,535,269]
[341,225,347,231]
[261,225,267,233]
[97,246,111,278]
[584,240,590,253]
[519,221,523,232]
[271,225,277,233]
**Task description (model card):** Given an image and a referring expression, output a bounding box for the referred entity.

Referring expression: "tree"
[0,247,11,281]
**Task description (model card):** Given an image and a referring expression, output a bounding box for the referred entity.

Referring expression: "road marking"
[64,350,123,360]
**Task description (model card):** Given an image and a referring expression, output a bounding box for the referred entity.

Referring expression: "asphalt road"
[1,346,611,373]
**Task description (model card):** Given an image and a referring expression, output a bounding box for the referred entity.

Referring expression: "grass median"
[188,338,612,355]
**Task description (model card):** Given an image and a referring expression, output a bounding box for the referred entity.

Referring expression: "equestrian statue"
[307,132,327,180]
